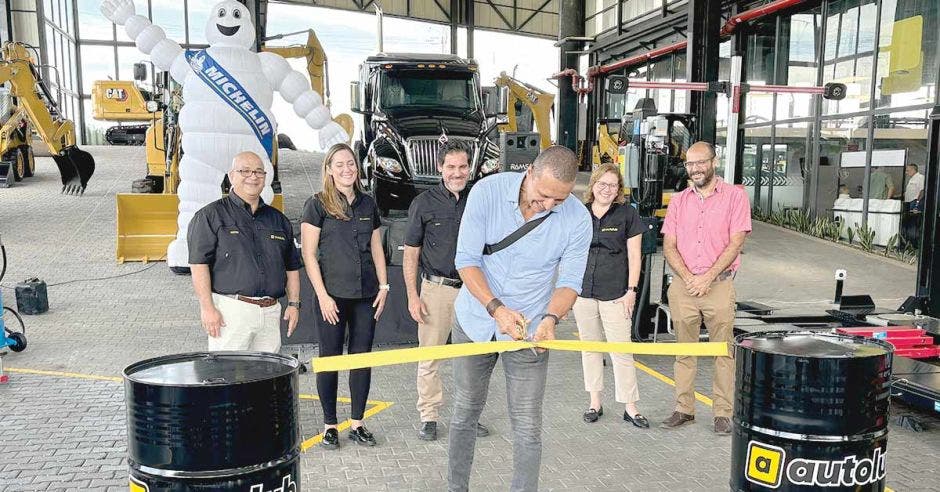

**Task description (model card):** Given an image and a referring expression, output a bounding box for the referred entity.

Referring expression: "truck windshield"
[379,69,480,116]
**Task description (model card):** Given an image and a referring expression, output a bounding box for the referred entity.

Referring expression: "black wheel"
[8,150,23,182]
[20,145,34,177]
[8,331,26,352]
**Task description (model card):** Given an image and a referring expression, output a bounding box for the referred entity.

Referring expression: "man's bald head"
[231,151,263,170]
[686,141,717,161]
[531,145,578,183]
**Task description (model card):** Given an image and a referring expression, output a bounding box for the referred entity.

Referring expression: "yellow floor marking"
[634,360,714,407]
[7,366,395,453]
[6,367,123,383]
[298,394,394,451]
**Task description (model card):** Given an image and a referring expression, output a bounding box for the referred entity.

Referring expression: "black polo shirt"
[404,182,468,280]
[188,193,301,298]
[581,201,647,301]
[301,192,382,299]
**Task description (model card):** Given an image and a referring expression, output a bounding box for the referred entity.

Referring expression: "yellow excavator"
[112,29,350,263]
[494,72,554,150]
[0,42,95,194]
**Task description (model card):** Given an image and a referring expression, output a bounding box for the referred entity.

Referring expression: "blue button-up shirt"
[453,172,592,342]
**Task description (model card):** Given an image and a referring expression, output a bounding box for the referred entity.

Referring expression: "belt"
[225,294,278,308]
[423,274,462,288]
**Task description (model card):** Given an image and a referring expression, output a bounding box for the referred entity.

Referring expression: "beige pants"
[667,277,736,418]
[572,296,640,404]
[416,279,460,422]
[208,293,282,353]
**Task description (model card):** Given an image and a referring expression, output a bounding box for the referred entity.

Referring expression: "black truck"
[350,52,502,214]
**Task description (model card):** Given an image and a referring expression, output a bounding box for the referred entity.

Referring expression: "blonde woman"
[573,163,649,428]
[301,143,389,449]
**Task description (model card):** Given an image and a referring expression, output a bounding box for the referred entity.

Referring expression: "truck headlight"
[480,157,499,174]
[376,157,402,173]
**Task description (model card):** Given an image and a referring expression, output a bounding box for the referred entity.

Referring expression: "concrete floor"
[0,146,937,491]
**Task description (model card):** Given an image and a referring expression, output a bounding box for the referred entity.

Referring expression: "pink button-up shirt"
[661,178,752,274]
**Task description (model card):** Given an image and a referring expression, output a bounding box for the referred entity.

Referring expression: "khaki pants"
[208,293,282,353]
[667,277,735,418]
[416,279,460,422]
[572,297,640,404]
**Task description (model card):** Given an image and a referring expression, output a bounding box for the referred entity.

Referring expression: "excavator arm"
[495,72,554,150]
[0,44,94,194]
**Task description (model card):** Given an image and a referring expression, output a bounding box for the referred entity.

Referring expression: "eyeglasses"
[595,182,619,191]
[684,157,714,169]
[235,169,267,178]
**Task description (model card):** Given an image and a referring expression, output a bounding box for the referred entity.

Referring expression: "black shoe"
[348,425,377,446]
[418,421,438,441]
[623,411,650,429]
[321,428,339,449]
[583,406,603,423]
[476,422,490,437]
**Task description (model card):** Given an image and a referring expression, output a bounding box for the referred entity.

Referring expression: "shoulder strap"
[483,213,553,256]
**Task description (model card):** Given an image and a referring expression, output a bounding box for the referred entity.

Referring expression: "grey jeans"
[447,319,549,492]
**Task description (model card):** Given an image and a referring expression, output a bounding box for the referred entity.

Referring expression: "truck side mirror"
[350,81,363,113]
[482,86,498,116]
[497,86,510,124]
[133,63,147,82]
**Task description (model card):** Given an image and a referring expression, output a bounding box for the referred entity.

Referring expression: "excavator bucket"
[116,193,284,263]
[53,146,96,195]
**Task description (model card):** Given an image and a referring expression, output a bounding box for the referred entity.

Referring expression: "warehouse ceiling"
[269,0,559,39]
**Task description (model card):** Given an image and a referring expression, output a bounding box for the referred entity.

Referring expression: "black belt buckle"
[425,274,462,288]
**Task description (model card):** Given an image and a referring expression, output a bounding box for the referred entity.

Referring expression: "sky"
[264,3,560,151]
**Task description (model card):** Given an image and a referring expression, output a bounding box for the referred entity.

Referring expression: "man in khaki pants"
[403,141,489,441]
[660,142,751,434]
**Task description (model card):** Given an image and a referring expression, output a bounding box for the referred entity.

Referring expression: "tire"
[8,150,23,182]
[20,145,34,177]
[8,331,26,352]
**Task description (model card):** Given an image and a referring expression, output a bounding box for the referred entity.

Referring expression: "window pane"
[76,0,114,41]
[83,97,108,143]
[770,121,811,212]
[744,18,775,123]
[823,0,877,115]
[743,126,773,212]
[80,44,115,94]
[117,45,145,81]
[819,115,868,234]
[778,10,820,119]
[875,0,939,108]
[151,0,185,43]
[64,0,72,36]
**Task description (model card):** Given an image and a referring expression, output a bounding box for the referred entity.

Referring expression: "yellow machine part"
[116,193,285,263]
[494,73,554,150]
[594,123,621,168]
[144,113,165,176]
[91,80,152,121]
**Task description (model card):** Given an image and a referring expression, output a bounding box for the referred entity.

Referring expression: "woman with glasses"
[572,163,649,428]
[301,143,389,449]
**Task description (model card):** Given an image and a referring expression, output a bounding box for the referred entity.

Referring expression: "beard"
[691,167,715,188]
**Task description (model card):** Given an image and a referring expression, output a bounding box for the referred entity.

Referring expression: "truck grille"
[405,137,479,177]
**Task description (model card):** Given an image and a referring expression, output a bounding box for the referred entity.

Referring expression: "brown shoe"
[660,411,694,429]
[714,417,732,435]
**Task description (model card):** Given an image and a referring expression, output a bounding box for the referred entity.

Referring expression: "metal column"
[556,0,584,153]
[686,0,721,144]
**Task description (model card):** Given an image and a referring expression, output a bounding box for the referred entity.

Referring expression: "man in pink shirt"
[659,141,751,434]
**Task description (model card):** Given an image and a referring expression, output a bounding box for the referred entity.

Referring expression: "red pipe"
[553,0,809,94]
[720,0,808,36]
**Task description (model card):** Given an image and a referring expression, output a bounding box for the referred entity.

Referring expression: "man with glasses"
[660,142,751,435]
[188,151,302,352]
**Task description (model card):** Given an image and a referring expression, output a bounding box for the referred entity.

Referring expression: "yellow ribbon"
[312,340,729,373]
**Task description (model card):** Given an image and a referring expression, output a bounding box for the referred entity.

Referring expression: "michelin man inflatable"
[101,0,348,270]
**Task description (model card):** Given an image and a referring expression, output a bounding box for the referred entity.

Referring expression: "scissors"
[515,318,539,356]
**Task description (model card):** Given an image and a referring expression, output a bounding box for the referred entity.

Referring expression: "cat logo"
[129,476,150,492]
[105,88,128,101]
[746,441,785,489]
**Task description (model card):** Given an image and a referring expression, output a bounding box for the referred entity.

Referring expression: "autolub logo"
[745,440,886,488]
[250,475,297,492]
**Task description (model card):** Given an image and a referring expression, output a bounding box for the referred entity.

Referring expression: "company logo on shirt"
[269,234,285,241]
[601,227,619,232]
[359,217,371,221]
[229,230,240,234]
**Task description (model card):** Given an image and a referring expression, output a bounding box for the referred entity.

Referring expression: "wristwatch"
[288,301,302,308]
[543,313,560,325]
[626,286,638,293]
[379,284,391,291]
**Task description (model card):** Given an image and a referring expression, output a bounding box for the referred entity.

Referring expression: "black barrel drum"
[731,332,893,491]
[124,352,300,491]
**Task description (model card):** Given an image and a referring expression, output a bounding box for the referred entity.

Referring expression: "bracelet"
[379,284,390,291]
[542,313,560,325]
[485,298,504,317]
[287,301,301,308]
